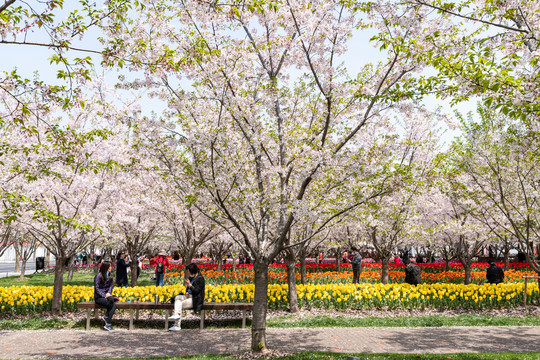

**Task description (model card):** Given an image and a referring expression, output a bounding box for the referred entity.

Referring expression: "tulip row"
[1,282,538,314]
[163,261,532,273]
[164,268,538,285]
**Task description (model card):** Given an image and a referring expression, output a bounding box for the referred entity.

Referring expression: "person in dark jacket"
[486,259,504,284]
[350,247,363,284]
[94,261,117,331]
[404,258,422,285]
[115,251,130,287]
[168,263,205,331]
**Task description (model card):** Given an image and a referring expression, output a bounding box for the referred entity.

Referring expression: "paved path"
[0,326,539,359]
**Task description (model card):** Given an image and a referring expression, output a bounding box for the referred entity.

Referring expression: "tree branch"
[0,0,16,14]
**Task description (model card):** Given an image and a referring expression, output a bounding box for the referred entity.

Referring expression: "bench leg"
[165,310,171,330]
[129,309,134,330]
[200,310,205,330]
[136,308,140,321]
[242,310,246,329]
[94,307,98,319]
[86,309,91,330]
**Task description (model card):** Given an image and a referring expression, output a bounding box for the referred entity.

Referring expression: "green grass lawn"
[266,314,540,328]
[0,270,156,287]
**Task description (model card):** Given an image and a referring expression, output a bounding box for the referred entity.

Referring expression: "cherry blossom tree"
[358,110,443,283]
[452,106,540,286]
[104,123,167,287]
[207,232,234,272]
[11,227,37,279]
[100,0,445,350]
[1,78,133,313]
[152,171,223,273]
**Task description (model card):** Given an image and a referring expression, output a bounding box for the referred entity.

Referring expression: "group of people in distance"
[403,258,505,286]
[346,248,506,287]
[93,250,205,331]
[115,250,169,288]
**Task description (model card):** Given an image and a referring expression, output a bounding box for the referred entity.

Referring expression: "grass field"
[0,271,155,287]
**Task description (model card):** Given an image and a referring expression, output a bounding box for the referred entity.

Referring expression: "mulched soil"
[3,306,540,324]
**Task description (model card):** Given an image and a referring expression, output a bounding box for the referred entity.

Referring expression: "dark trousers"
[95,297,117,324]
[352,267,362,284]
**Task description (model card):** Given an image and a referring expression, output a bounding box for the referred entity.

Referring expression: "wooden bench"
[77,301,254,330]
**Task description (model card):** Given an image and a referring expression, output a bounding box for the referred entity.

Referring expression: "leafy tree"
[103,0,431,350]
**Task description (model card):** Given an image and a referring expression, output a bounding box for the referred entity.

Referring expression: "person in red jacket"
[155,250,170,287]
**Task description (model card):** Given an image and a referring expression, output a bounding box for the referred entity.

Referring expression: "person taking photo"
[168,263,206,331]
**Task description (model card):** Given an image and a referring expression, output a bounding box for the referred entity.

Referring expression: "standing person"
[350,247,362,284]
[404,258,422,285]
[136,254,146,280]
[94,262,117,331]
[115,251,130,287]
[342,250,349,264]
[318,252,323,264]
[486,259,504,284]
[168,263,206,331]
[155,250,169,287]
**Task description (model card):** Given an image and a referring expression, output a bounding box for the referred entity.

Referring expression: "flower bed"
[0,282,538,314]
[163,266,537,285]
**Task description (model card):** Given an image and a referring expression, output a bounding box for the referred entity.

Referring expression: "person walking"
[350,247,362,284]
[94,262,117,331]
[115,251,130,287]
[155,250,169,287]
[486,259,504,284]
[168,263,206,331]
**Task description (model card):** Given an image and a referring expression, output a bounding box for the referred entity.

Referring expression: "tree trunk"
[503,251,510,271]
[251,260,269,352]
[67,256,75,281]
[45,249,51,269]
[445,258,450,272]
[381,257,390,284]
[299,253,307,285]
[51,255,66,315]
[335,251,341,272]
[503,243,510,271]
[232,254,236,271]
[463,263,472,285]
[285,251,299,313]
[216,257,223,272]
[19,261,27,280]
[130,260,139,287]
[182,255,193,280]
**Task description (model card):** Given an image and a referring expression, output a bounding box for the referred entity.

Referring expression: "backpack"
[156,258,164,274]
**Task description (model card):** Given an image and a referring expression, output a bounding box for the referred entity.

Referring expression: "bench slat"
[78,301,253,330]
[77,301,253,310]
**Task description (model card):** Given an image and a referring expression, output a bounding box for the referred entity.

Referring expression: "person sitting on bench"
[94,261,117,331]
[168,263,205,331]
